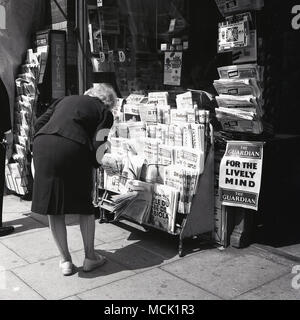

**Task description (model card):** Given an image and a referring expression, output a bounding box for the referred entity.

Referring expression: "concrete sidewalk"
[0,195,300,300]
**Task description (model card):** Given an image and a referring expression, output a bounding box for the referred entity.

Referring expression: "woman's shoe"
[83,254,107,272]
[59,261,74,276]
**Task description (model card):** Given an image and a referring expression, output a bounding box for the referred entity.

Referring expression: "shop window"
[83,0,227,96]
[85,0,192,96]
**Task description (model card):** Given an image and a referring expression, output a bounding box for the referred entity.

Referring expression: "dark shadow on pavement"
[78,220,215,280]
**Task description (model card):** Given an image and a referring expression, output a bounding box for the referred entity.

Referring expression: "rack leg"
[178,238,184,257]
[98,208,108,224]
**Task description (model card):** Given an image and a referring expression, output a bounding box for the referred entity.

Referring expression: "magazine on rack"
[148,184,179,234]
[124,104,141,122]
[218,118,264,134]
[120,181,154,224]
[164,165,199,215]
[139,105,158,125]
[174,146,205,174]
[216,108,256,121]
[218,64,261,81]
[176,91,194,109]
[126,94,146,104]
[213,78,261,97]
[148,92,169,105]
[216,95,263,117]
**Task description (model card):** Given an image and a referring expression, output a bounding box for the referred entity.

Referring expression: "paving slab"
[30,213,79,227]
[237,273,300,300]
[162,251,290,300]
[0,243,28,270]
[1,213,46,238]
[95,222,134,243]
[93,239,172,273]
[249,245,296,267]
[63,295,81,300]
[0,270,44,300]
[13,251,135,300]
[2,196,31,214]
[275,244,300,260]
[1,227,104,263]
[78,268,220,300]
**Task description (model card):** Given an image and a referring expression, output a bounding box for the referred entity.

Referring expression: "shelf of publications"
[96,133,215,258]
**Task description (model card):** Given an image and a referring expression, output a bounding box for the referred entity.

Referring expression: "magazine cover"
[148,184,179,234]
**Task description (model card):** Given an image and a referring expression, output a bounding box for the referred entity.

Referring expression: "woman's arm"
[34,97,64,134]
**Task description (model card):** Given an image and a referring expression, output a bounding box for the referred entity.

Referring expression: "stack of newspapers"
[99,90,212,233]
[100,181,154,225]
[5,49,41,196]
[213,64,264,135]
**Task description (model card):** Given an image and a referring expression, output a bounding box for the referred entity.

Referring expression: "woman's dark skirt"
[31,134,95,216]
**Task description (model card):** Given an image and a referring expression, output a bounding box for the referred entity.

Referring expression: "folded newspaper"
[164,165,200,215]
[213,78,261,97]
[217,64,261,81]
[100,191,139,221]
[120,181,154,224]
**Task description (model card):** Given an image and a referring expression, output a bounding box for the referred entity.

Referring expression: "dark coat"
[34,95,114,165]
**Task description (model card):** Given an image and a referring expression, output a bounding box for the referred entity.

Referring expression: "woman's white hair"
[84,83,117,110]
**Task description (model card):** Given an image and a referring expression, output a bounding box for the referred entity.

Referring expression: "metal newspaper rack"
[96,134,215,257]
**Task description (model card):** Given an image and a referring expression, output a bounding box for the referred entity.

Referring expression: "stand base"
[0,226,15,237]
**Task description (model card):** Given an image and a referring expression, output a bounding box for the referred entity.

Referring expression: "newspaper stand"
[96,142,215,257]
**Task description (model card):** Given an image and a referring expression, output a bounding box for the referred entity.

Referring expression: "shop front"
[2,0,300,253]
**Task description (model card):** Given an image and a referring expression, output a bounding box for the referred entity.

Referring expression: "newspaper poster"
[164,52,183,86]
[218,19,249,52]
[219,141,264,211]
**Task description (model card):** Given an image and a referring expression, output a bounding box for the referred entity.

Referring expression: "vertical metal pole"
[0,140,14,237]
[77,0,87,94]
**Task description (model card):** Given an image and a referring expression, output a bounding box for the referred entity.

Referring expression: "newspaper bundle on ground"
[148,184,179,234]
[219,141,264,211]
